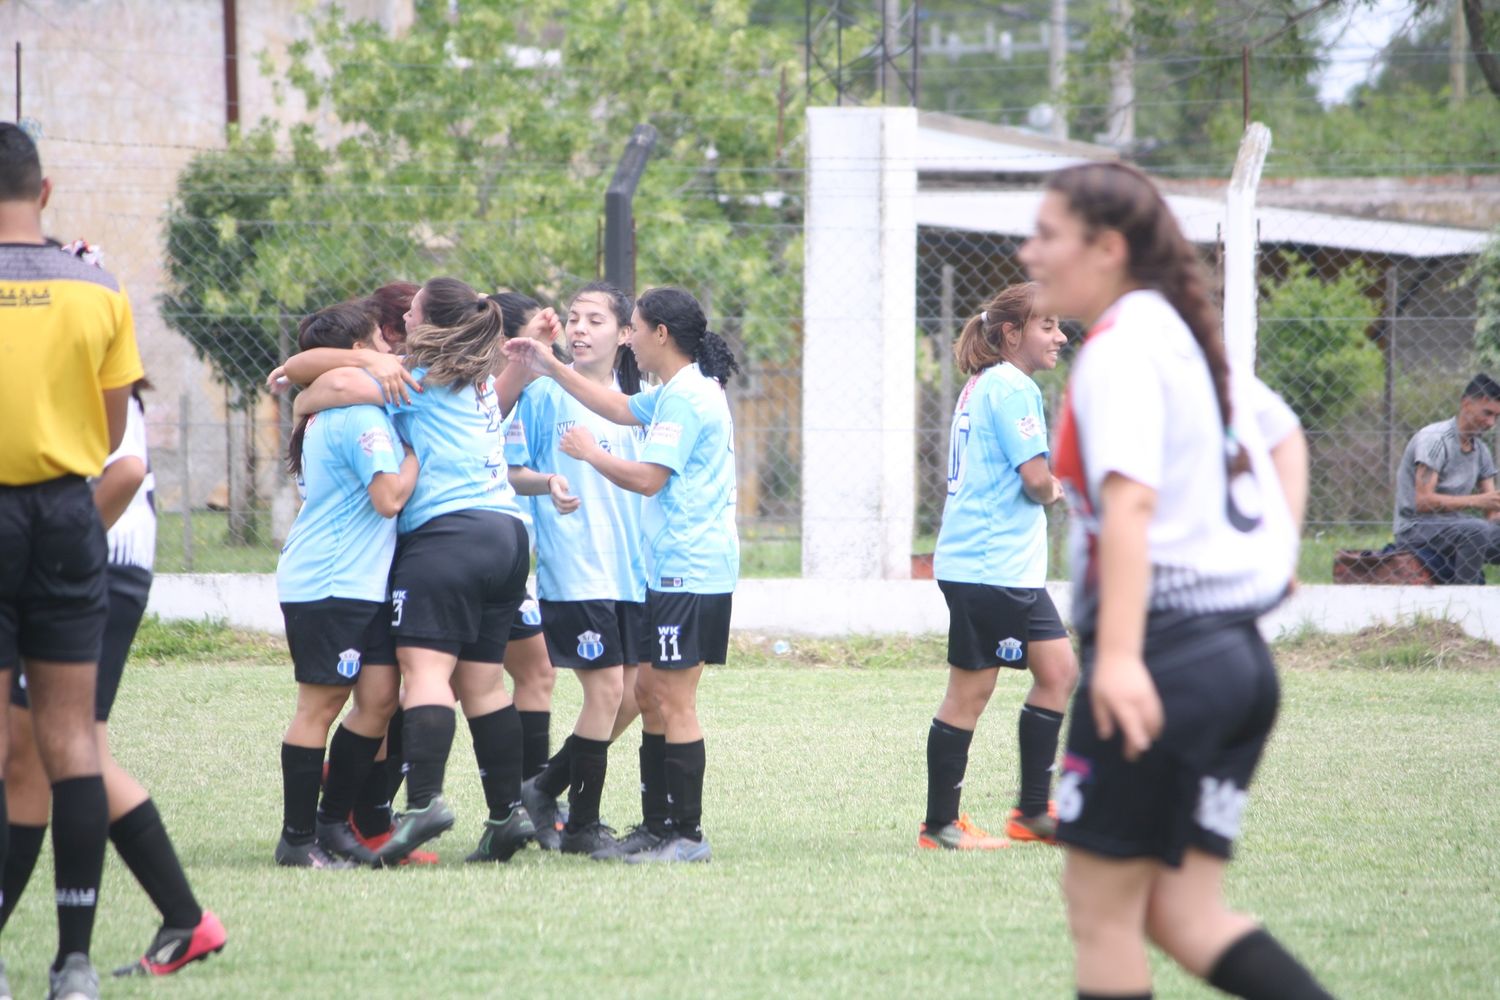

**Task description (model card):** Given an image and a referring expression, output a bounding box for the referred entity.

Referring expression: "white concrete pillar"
[1224,122,1270,377]
[801,107,918,580]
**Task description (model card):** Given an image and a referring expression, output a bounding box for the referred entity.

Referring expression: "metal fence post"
[604,124,659,296]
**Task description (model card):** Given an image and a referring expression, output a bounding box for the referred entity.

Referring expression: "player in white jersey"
[293,278,570,865]
[1021,162,1331,1000]
[274,302,416,869]
[509,282,654,858]
[920,282,1078,851]
[505,286,739,863]
[3,380,226,977]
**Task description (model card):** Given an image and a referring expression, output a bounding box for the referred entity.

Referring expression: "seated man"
[1394,374,1500,584]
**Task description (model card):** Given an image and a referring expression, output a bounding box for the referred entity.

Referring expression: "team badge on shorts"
[336,648,362,679]
[996,637,1024,663]
[520,599,542,627]
[576,630,605,661]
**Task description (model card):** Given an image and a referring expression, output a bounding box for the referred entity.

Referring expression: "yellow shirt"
[0,243,145,484]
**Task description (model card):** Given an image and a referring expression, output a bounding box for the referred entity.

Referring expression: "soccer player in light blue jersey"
[274,302,417,869]
[920,282,1079,852]
[505,286,739,864]
[508,282,655,859]
[293,277,572,865]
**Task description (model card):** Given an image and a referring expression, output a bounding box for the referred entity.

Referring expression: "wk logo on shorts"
[1195,777,1249,839]
[576,630,605,661]
[657,625,683,662]
[391,589,407,627]
[996,637,1024,663]
[336,648,362,679]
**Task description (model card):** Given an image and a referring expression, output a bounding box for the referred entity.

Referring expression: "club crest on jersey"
[996,637,1024,663]
[336,648,362,679]
[576,630,605,661]
[519,599,542,627]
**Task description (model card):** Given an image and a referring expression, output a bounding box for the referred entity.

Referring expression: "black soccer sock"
[565,736,611,831]
[384,706,407,805]
[1207,928,1335,1000]
[535,735,576,799]
[640,733,669,836]
[51,775,107,967]
[280,743,325,843]
[663,739,706,841]
[402,705,456,810]
[0,822,44,932]
[318,726,383,825]
[351,759,393,837]
[468,705,524,820]
[1078,992,1152,999]
[925,718,974,830]
[109,799,202,930]
[518,710,551,781]
[1017,703,1065,817]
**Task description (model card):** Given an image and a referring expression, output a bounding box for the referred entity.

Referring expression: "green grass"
[2,622,1495,997]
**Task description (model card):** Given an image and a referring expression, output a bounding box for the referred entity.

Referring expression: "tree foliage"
[1465,228,1500,371]
[1258,253,1384,429]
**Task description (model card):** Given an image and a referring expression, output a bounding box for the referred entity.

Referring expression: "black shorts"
[1055,611,1279,866]
[11,563,151,722]
[282,597,397,687]
[388,509,530,662]
[646,590,732,670]
[510,593,543,642]
[0,476,108,668]
[938,580,1068,671]
[540,599,650,670]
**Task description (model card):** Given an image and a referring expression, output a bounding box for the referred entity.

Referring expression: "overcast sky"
[1315,0,1428,104]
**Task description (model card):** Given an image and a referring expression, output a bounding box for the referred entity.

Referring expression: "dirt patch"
[1276,618,1500,672]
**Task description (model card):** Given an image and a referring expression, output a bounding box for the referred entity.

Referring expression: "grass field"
[5,620,1494,998]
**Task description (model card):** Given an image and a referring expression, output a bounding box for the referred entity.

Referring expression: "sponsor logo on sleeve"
[648,421,683,448]
[505,419,526,444]
[1014,415,1042,440]
[359,428,394,455]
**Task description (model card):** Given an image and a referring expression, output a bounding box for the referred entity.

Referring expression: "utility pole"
[1104,0,1134,148]
[1451,0,1468,108]
[1048,0,1068,139]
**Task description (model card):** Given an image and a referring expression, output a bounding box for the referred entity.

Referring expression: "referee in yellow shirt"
[0,121,143,1000]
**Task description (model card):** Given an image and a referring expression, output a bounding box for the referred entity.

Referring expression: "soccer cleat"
[350,818,437,865]
[623,833,712,864]
[1006,802,1060,844]
[519,777,562,851]
[917,813,1011,851]
[607,823,668,860]
[316,817,378,865]
[559,821,619,858]
[464,806,536,863]
[46,953,99,1000]
[113,910,227,977]
[374,796,455,867]
[275,834,356,869]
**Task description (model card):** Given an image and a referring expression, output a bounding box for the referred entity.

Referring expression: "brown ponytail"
[1045,163,1246,472]
[953,282,1040,376]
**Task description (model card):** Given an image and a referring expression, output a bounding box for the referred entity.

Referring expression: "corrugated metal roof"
[916,189,1489,258]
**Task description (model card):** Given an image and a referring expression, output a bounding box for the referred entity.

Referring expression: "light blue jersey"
[383,367,524,534]
[932,362,1050,587]
[278,405,402,603]
[627,364,738,595]
[506,374,649,602]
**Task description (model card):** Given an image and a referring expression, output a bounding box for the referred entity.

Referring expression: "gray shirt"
[1394,417,1497,535]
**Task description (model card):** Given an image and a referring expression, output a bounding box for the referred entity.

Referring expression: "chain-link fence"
[75,150,1497,581]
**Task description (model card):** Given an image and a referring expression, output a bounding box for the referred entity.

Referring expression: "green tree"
[1465,228,1500,370]
[1257,254,1383,429]
[272,0,805,360]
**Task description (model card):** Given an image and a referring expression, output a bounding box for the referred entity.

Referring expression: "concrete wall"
[148,575,1500,644]
[12,0,411,515]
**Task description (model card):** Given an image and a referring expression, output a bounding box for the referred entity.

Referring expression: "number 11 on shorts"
[658,625,682,662]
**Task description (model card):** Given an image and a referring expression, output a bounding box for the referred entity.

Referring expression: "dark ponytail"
[636,286,742,388]
[287,300,379,477]
[1045,162,1246,473]
[571,281,641,394]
